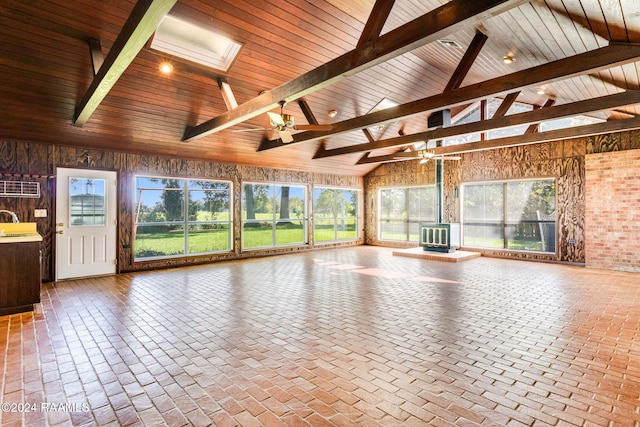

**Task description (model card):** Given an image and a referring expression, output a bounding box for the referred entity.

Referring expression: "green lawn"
[135,216,358,258]
[135,222,307,258]
[134,228,231,257]
[314,220,357,242]
[242,222,306,248]
[462,236,545,251]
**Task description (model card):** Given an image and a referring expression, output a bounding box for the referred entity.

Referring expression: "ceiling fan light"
[419,149,435,159]
[281,113,294,127]
[503,54,515,64]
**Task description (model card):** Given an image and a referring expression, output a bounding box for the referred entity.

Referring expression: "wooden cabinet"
[0,241,41,315]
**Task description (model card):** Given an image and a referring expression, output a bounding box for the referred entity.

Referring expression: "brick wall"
[585,149,640,272]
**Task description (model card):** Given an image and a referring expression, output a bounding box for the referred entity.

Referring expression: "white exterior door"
[56,168,117,280]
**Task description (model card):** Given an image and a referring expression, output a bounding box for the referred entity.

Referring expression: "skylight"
[368,98,398,132]
[151,14,242,72]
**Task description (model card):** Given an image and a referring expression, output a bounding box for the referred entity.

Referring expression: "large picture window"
[134,177,232,259]
[379,186,436,242]
[242,183,307,249]
[313,187,359,243]
[462,179,556,252]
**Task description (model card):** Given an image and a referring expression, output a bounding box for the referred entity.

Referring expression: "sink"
[0,222,38,237]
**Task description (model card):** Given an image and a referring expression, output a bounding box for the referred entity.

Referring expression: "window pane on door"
[69,177,106,226]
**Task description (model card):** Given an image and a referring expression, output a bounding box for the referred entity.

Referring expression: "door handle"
[57,223,64,227]
[56,230,64,234]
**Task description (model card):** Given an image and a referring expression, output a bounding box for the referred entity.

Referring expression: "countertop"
[0,233,43,243]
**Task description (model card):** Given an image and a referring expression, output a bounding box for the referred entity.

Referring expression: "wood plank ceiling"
[1,0,639,176]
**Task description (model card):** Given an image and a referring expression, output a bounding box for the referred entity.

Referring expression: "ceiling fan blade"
[294,124,333,131]
[278,129,294,143]
[433,155,461,161]
[231,127,272,133]
[392,152,420,159]
[267,111,285,127]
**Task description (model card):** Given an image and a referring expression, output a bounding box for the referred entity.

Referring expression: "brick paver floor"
[1,246,639,426]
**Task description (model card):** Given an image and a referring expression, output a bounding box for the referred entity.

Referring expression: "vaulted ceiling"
[1,0,639,176]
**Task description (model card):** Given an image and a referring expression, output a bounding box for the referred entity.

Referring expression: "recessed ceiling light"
[536,86,547,95]
[328,109,337,118]
[503,54,515,64]
[159,62,173,74]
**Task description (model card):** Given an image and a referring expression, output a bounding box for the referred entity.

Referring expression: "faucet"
[0,210,20,223]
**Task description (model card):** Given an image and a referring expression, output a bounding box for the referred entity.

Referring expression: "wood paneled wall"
[2,128,639,281]
[364,129,640,264]
[0,140,363,282]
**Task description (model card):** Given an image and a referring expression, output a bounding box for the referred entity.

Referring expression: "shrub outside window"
[379,186,436,242]
[462,179,556,252]
[134,177,232,259]
[313,187,359,243]
[242,183,307,249]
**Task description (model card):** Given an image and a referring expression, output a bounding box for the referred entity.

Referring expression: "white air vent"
[0,181,40,198]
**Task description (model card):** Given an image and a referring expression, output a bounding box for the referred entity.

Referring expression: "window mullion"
[333,190,338,240]
[503,182,508,249]
[405,188,410,241]
[184,179,189,255]
[272,185,277,246]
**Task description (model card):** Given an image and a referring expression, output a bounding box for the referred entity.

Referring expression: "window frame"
[241,182,309,250]
[133,175,233,261]
[313,186,360,244]
[461,178,557,253]
[378,185,437,242]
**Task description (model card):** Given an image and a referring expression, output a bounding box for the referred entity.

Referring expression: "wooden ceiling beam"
[316,90,640,158]
[218,77,238,110]
[444,30,488,92]
[297,99,319,125]
[73,0,177,126]
[183,0,527,142]
[362,128,376,143]
[492,91,521,118]
[524,98,556,133]
[436,115,640,156]
[88,38,104,76]
[357,29,488,164]
[285,43,640,152]
[356,115,640,164]
[356,152,408,165]
[357,0,396,47]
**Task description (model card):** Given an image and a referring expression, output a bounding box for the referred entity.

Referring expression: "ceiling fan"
[235,100,332,143]
[394,149,461,164]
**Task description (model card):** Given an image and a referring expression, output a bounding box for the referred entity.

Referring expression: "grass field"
[134,219,358,258]
[134,213,358,259]
[134,228,231,257]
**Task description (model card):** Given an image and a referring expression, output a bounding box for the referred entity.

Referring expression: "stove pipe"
[427,110,451,224]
